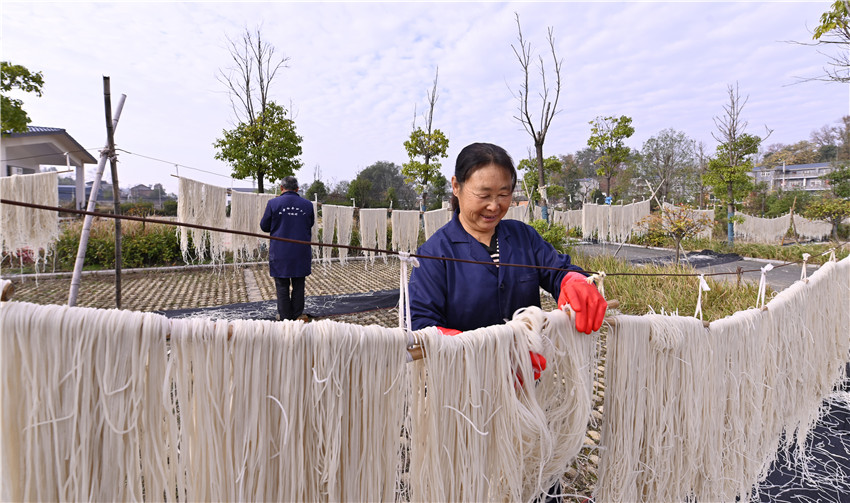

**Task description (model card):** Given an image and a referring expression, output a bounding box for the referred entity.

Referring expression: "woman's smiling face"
[452,163,513,243]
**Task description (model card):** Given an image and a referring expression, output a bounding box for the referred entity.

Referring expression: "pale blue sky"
[2,1,847,194]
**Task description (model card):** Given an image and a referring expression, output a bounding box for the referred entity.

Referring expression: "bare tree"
[511,13,562,223]
[216,27,291,192]
[786,0,849,83]
[219,26,289,124]
[705,83,769,245]
[694,140,710,209]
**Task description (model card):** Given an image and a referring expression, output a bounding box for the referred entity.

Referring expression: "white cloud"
[1,1,846,194]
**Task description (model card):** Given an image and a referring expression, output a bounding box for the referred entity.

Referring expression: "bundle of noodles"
[581,203,608,241]
[230,190,275,262]
[311,201,319,258]
[423,208,451,240]
[321,204,355,264]
[794,214,832,241]
[177,177,227,265]
[391,210,420,253]
[408,306,596,502]
[596,256,850,502]
[551,209,582,233]
[0,172,59,271]
[735,212,791,243]
[0,301,410,502]
[359,208,388,263]
[505,205,529,222]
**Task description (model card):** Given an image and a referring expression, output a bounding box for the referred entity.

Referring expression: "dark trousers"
[274,277,306,320]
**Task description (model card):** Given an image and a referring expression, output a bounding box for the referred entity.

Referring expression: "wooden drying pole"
[67,80,126,307]
[104,77,123,309]
[781,195,802,246]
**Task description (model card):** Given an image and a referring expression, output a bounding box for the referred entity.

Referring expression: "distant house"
[750,162,838,192]
[1,126,98,210]
[128,184,155,200]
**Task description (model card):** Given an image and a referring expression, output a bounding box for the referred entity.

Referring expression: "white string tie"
[800,253,811,281]
[756,263,773,308]
[694,274,710,320]
[397,252,420,346]
[586,271,606,298]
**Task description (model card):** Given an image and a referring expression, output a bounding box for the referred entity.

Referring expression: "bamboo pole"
[67,90,126,306]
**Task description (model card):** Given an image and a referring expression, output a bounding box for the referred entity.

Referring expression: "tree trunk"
[727,183,735,246]
[674,238,681,265]
[257,169,265,194]
[422,154,431,212]
[536,142,548,222]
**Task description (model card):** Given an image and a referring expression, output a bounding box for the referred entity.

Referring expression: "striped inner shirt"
[482,235,500,265]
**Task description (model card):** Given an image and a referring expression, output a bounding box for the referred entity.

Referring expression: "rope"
[694,274,710,320]
[756,263,774,308]
[585,271,606,298]
[800,253,811,281]
[397,252,420,352]
[0,197,844,281]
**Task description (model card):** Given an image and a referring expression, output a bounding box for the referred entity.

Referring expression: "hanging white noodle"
[409,306,596,502]
[695,207,715,239]
[736,212,792,243]
[552,209,583,233]
[311,201,319,258]
[0,301,410,502]
[505,206,527,222]
[582,203,608,241]
[177,177,228,265]
[0,302,172,501]
[391,210,420,253]
[359,208,388,263]
[321,204,355,265]
[794,214,832,241]
[0,172,59,271]
[230,191,275,261]
[423,208,451,240]
[596,256,850,502]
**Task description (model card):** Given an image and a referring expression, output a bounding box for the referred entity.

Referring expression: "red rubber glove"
[558,272,607,334]
[437,327,546,383]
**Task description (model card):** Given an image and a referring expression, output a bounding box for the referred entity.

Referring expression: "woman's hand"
[558,272,607,334]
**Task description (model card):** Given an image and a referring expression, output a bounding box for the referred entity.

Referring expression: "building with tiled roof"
[1,125,98,209]
[750,162,837,192]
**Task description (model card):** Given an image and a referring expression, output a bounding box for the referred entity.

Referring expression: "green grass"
[573,252,766,322]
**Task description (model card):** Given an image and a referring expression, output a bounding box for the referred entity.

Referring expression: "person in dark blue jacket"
[260,176,315,321]
[409,142,605,503]
[409,142,606,335]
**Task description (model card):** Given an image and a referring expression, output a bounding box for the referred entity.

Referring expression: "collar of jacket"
[444,210,515,246]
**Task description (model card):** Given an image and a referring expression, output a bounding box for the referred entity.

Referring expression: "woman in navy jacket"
[409,142,606,336]
[408,142,605,502]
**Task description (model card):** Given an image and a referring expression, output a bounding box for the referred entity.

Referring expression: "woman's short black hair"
[451,143,517,211]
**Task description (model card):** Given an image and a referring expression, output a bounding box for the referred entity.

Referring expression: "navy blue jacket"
[408,213,583,331]
[259,191,314,278]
